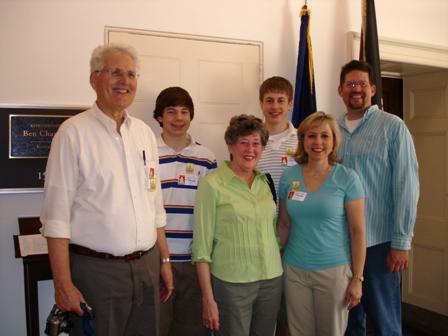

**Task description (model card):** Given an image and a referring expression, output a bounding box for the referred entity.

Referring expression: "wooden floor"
[401,303,448,336]
[275,303,448,336]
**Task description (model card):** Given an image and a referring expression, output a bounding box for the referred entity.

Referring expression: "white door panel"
[403,70,448,316]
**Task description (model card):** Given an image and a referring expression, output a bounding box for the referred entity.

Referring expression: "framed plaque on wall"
[0,105,86,193]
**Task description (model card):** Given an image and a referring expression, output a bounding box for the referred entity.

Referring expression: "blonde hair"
[294,111,342,165]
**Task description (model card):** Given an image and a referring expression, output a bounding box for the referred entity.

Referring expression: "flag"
[360,0,383,108]
[292,4,317,128]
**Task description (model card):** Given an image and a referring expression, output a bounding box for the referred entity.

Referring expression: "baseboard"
[402,303,448,336]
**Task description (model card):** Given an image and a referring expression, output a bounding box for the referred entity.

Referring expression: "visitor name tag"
[145,163,157,191]
[281,156,296,167]
[178,174,198,186]
[288,191,307,202]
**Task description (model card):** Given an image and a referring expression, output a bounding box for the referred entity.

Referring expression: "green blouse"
[192,162,283,283]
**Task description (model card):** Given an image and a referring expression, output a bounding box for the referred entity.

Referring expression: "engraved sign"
[9,115,71,158]
[0,106,84,192]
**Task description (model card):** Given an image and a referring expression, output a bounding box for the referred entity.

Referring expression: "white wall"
[1,0,447,334]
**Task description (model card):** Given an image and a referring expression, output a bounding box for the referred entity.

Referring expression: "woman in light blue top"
[277,111,366,336]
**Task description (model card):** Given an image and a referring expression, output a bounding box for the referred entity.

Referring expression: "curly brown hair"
[224,114,269,146]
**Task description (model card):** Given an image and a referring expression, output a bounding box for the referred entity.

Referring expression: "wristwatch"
[161,257,171,264]
[353,275,364,282]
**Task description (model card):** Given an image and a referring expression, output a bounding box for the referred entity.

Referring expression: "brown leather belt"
[69,243,152,261]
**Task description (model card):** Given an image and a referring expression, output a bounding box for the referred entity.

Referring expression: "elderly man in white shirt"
[40,44,173,336]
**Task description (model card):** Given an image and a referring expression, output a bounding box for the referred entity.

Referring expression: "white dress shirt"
[41,104,166,256]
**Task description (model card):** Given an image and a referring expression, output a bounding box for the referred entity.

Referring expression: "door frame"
[347,31,448,69]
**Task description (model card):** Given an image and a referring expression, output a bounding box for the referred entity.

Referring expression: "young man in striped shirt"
[154,87,217,336]
[257,76,298,202]
[257,76,297,336]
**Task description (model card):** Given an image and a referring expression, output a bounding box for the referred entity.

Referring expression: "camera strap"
[80,303,94,336]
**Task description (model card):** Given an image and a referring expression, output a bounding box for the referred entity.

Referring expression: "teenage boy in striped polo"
[257,76,297,335]
[257,76,298,204]
[154,87,217,336]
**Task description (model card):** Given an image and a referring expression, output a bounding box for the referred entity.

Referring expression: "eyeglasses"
[97,68,139,80]
[345,81,369,89]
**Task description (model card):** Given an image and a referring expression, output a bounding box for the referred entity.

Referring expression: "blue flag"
[292,5,317,128]
[360,0,382,108]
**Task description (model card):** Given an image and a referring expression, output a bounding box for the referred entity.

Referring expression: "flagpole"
[291,2,317,128]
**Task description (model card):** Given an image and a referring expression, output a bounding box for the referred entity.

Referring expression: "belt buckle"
[125,250,142,262]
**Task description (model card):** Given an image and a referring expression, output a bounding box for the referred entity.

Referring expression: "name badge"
[281,156,288,166]
[287,158,296,166]
[145,164,157,192]
[288,191,307,202]
[178,174,198,186]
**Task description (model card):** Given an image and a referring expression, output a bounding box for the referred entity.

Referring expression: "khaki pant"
[284,263,352,336]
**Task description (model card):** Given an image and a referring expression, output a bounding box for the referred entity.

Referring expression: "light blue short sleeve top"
[279,163,364,270]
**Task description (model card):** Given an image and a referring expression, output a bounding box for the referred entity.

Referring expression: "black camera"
[44,303,94,335]
[44,305,73,336]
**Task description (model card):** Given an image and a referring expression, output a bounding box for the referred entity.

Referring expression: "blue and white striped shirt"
[338,105,419,250]
[158,135,217,262]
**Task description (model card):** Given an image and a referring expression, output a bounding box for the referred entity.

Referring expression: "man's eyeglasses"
[97,68,139,80]
[345,81,369,89]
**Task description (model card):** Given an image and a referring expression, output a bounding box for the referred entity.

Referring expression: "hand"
[202,298,220,331]
[344,278,362,310]
[54,280,86,316]
[159,263,174,303]
[387,249,409,273]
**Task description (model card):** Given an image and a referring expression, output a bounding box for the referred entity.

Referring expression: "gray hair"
[89,44,140,73]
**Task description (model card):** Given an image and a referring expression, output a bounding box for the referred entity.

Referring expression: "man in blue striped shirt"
[337,60,419,336]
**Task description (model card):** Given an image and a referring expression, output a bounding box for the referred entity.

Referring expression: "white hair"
[89,43,139,73]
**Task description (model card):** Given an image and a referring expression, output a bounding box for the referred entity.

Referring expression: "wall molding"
[347,31,448,69]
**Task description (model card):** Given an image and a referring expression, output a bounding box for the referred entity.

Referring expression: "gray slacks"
[212,275,282,336]
[159,262,208,336]
[70,246,160,336]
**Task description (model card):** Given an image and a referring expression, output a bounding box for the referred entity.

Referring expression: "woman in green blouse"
[192,114,283,336]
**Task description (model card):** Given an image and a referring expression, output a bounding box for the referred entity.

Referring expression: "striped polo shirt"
[257,121,298,204]
[157,135,217,262]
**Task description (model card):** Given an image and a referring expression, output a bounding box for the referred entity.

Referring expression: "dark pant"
[159,262,208,336]
[70,246,160,336]
[345,242,402,336]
